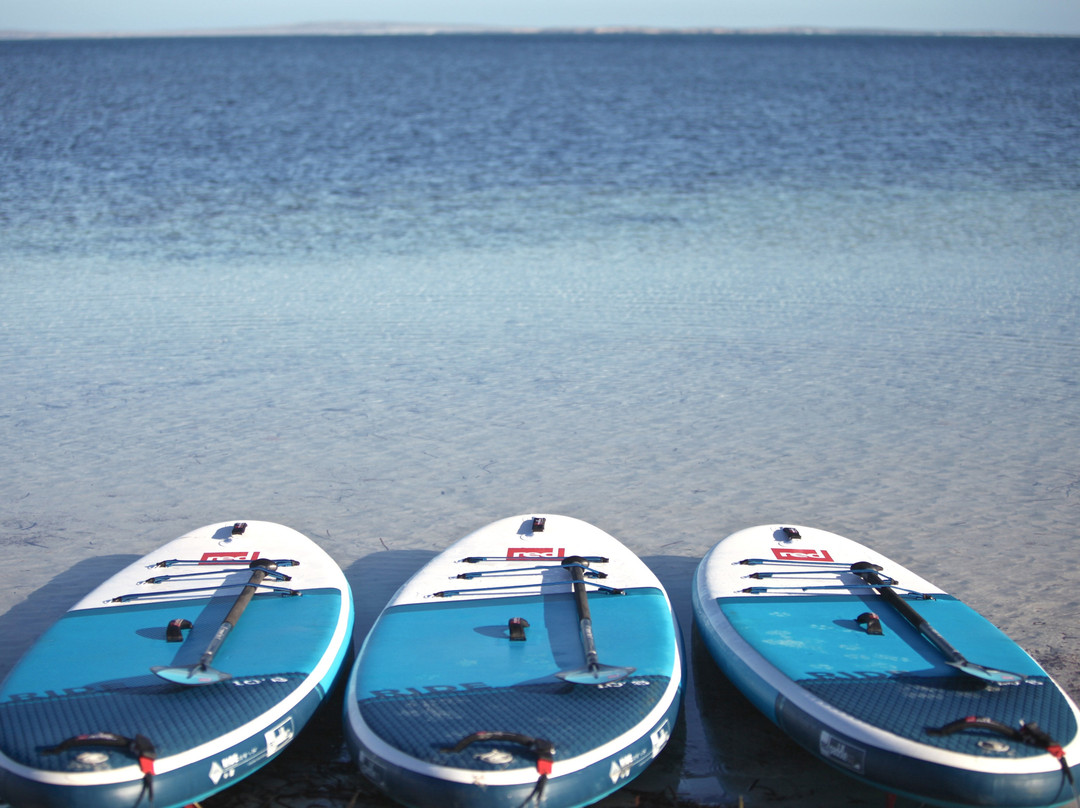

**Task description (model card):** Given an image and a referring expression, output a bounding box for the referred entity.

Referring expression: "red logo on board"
[199,551,261,565]
[507,547,566,559]
[772,547,833,562]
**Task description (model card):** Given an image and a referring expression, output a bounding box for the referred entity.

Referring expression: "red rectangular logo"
[507,547,565,559]
[772,547,833,562]
[199,550,260,565]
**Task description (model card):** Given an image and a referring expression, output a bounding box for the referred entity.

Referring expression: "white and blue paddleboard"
[692,524,1080,808]
[0,520,354,808]
[345,514,684,808]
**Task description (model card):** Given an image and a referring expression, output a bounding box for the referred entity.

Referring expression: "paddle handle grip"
[578,617,600,670]
[200,622,235,668]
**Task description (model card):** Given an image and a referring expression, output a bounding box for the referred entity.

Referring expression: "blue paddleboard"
[0,520,354,808]
[692,524,1080,808]
[345,514,684,808]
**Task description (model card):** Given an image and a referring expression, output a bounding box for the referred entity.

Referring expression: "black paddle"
[555,556,635,685]
[151,558,279,685]
[850,561,1023,684]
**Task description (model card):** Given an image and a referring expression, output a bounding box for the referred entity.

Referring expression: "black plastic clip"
[509,617,530,641]
[165,619,193,643]
[857,612,883,635]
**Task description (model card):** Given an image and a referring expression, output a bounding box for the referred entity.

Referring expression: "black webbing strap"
[928,717,1074,784]
[44,732,157,806]
[441,731,555,807]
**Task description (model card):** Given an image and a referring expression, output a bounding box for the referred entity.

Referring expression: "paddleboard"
[0,520,354,808]
[345,514,684,808]
[692,524,1080,808]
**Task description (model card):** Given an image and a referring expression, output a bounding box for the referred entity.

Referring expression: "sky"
[2,0,1079,36]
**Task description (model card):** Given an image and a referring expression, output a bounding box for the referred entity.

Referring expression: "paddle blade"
[556,664,636,685]
[946,660,1024,685]
[151,664,231,686]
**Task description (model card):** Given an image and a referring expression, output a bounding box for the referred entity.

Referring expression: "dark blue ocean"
[2,34,1079,807]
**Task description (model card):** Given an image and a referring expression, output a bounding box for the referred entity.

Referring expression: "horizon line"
[2,21,1078,41]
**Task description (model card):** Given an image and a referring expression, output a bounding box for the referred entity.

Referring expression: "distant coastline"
[1,21,1074,41]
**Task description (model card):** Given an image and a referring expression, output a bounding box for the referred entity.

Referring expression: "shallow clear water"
[2,33,1079,806]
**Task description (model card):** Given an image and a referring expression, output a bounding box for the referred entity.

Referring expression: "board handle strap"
[441,731,554,806]
[928,717,1073,785]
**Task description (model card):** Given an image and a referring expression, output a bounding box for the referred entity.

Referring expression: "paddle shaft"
[197,560,276,670]
[555,556,635,684]
[853,566,966,666]
[566,562,601,672]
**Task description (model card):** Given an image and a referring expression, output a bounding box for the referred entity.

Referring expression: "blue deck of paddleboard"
[712,593,1077,760]
[1,589,345,699]
[718,593,1046,681]
[355,588,676,697]
[0,589,346,774]
[352,586,681,782]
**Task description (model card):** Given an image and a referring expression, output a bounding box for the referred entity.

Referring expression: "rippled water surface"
[2,33,1079,806]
